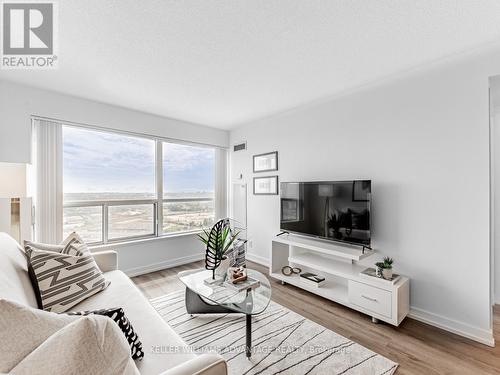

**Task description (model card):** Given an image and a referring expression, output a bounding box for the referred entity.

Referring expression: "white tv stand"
[270,234,410,326]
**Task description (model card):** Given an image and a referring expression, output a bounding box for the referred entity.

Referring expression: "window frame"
[62,125,217,245]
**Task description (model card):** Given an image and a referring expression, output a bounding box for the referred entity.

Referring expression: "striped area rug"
[150,291,398,375]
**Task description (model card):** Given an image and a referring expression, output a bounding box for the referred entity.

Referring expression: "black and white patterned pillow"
[24,232,102,309]
[68,308,144,360]
[26,248,110,313]
[59,232,91,256]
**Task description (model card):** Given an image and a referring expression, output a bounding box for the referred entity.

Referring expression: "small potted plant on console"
[380,257,394,280]
[375,257,394,279]
[375,261,385,277]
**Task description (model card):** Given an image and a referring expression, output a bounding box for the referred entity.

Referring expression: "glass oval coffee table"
[178,268,271,358]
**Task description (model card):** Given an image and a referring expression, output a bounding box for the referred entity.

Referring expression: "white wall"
[0,80,229,273]
[230,47,500,345]
[92,233,205,277]
[0,80,228,164]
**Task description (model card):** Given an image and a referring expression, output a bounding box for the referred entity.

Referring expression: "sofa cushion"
[70,270,196,375]
[0,233,38,307]
[26,248,110,313]
[10,315,139,375]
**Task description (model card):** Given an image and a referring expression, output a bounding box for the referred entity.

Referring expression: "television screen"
[280,181,371,246]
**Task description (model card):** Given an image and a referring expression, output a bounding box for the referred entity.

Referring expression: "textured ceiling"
[2,1,500,129]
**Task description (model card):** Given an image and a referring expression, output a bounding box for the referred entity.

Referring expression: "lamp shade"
[318,184,334,197]
[0,162,32,242]
[0,162,27,198]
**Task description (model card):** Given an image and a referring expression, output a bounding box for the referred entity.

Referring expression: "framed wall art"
[253,151,278,173]
[253,176,279,195]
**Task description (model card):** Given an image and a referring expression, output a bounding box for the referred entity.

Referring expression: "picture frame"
[253,151,278,173]
[253,176,279,195]
[352,180,370,202]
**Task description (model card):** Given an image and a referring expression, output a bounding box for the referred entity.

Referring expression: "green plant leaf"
[223,230,241,253]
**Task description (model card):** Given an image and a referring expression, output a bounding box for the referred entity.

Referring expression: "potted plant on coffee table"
[198,219,240,281]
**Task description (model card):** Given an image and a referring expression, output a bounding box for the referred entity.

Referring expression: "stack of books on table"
[223,277,260,292]
[299,272,326,288]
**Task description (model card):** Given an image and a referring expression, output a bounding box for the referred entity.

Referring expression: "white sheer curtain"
[215,148,228,221]
[32,118,63,243]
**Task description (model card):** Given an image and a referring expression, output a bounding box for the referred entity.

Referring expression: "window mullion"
[103,203,108,244]
[156,140,163,236]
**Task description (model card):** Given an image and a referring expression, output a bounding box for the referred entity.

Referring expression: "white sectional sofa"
[0,232,227,375]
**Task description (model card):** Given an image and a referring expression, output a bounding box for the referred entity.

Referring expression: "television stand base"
[270,234,410,327]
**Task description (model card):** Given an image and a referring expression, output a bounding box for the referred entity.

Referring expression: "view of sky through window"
[63,126,156,200]
[163,142,215,199]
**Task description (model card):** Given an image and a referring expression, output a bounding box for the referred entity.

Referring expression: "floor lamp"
[318,184,334,238]
[0,163,33,243]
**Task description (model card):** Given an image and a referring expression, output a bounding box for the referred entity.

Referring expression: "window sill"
[90,230,203,251]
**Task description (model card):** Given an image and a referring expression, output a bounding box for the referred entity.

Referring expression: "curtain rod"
[31,115,228,150]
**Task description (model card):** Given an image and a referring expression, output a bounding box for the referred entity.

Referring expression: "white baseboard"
[123,254,205,277]
[246,253,269,267]
[408,307,495,347]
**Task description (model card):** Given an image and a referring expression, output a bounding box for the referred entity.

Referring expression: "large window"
[162,142,215,233]
[62,125,217,244]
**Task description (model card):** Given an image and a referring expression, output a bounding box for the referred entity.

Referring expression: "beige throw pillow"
[0,299,137,375]
[0,299,77,372]
[10,315,138,375]
[24,231,90,257]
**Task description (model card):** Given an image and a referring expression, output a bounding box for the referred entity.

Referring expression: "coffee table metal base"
[184,287,253,358]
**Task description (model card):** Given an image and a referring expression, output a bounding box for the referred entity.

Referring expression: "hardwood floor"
[132,261,500,375]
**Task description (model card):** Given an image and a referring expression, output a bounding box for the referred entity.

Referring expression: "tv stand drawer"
[348,280,392,318]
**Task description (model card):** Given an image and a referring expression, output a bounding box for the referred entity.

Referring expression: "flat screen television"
[280,180,371,246]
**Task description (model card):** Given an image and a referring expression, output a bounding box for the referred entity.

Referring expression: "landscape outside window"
[163,142,215,233]
[62,125,216,243]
